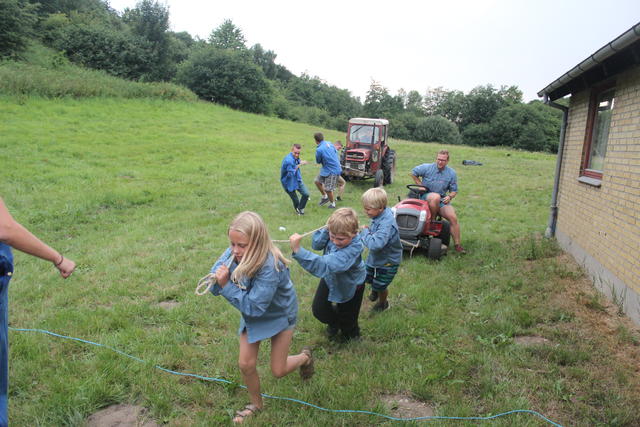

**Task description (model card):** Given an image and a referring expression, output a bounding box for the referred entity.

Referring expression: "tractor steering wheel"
[406,184,428,194]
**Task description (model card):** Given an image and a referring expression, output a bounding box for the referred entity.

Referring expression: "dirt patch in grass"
[514,335,551,346]
[158,300,180,310]
[380,393,434,419]
[87,404,158,427]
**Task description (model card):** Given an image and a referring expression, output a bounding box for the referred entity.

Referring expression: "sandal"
[300,346,314,380]
[233,403,261,424]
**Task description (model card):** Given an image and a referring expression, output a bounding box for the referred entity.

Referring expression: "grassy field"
[1,95,639,426]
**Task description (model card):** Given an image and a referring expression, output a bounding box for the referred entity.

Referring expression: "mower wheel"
[374,169,384,187]
[427,238,443,259]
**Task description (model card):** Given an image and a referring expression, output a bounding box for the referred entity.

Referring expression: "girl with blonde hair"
[210,211,313,424]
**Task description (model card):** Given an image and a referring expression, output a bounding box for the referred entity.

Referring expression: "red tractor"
[392,185,451,259]
[340,118,395,187]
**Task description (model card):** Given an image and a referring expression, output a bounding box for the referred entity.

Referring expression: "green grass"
[2,95,639,426]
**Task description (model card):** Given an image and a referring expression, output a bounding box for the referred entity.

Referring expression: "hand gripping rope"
[194,225,327,296]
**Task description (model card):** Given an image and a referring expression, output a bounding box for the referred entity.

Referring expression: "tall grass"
[0,61,197,101]
[1,95,639,426]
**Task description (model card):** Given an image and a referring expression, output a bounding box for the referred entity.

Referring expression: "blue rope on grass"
[10,327,564,426]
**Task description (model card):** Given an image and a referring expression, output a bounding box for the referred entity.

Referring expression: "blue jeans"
[0,244,13,427]
[285,181,309,211]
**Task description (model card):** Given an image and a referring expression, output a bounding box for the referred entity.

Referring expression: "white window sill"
[578,176,602,187]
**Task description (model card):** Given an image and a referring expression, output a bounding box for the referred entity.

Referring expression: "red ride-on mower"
[391,185,451,259]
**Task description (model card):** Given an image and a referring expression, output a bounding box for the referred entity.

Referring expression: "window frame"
[580,81,616,181]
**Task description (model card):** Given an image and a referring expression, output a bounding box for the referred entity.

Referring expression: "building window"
[581,84,615,180]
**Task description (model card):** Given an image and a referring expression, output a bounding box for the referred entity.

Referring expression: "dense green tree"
[462,101,560,152]
[460,84,522,129]
[167,31,196,65]
[390,112,421,140]
[25,0,108,16]
[250,43,278,79]
[0,0,38,59]
[283,73,360,119]
[413,115,461,144]
[461,123,493,146]
[209,19,246,50]
[405,90,424,114]
[52,20,153,79]
[122,0,172,80]
[363,81,403,118]
[176,46,271,114]
[424,87,465,125]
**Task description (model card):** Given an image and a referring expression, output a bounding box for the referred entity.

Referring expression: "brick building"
[538,23,640,324]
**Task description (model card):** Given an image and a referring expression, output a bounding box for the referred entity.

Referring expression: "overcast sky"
[108,0,639,102]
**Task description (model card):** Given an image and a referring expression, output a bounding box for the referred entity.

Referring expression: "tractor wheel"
[427,238,443,259]
[436,220,451,247]
[383,149,396,185]
[374,169,384,187]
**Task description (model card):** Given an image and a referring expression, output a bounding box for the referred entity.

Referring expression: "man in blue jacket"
[281,143,310,215]
[313,132,342,209]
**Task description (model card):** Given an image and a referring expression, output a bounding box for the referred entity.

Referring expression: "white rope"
[194,252,234,296]
[400,238,420,258]
[195,225,327,296]
[271,225,326,243]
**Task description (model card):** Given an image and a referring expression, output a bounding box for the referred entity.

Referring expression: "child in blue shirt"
[209,211,313,423]
[290,208,366,341]
[359,188,403,312]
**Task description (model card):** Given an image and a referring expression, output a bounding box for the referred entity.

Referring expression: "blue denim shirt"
[293,228,365,303]
[210,248,298,344]
[280,152,303,192]
[315,140,342,176]
[411,163,458,197]
[359,207,403,267]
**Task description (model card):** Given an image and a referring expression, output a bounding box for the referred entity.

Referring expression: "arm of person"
[210,248,234,294]
[311,228,330,251]
[360,222,394,251]
[218,262,280,318]
[443,191,457,204]
[410,173,424,188]
[0,197,76,278]
[292,243,360,277]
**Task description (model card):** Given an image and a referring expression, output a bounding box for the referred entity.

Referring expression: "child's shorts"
[365,264,399,292]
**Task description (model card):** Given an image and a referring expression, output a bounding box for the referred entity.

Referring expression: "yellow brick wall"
[557,65,640,290]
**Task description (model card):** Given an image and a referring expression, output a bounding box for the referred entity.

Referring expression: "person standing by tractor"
[332,141,346,202]
[281,143,310,215]
[0,197,76,426]
[410,150,466,254]
[313,132,342,209]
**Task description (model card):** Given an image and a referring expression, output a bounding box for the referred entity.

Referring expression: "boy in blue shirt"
[290,208,366,341]
[359,188,403,312]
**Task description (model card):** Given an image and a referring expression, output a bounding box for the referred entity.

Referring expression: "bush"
[413,115,461,144]
[489,103,560,152]
[462,122,494,146]
[176,46,272,114]
[51,22,154,80]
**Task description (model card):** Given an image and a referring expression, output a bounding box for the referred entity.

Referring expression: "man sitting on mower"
[410,149,465,254]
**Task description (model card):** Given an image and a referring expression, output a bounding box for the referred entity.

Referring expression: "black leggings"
[311,279,364,338]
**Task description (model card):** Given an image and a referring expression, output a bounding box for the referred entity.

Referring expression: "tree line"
[0,0,562,152]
